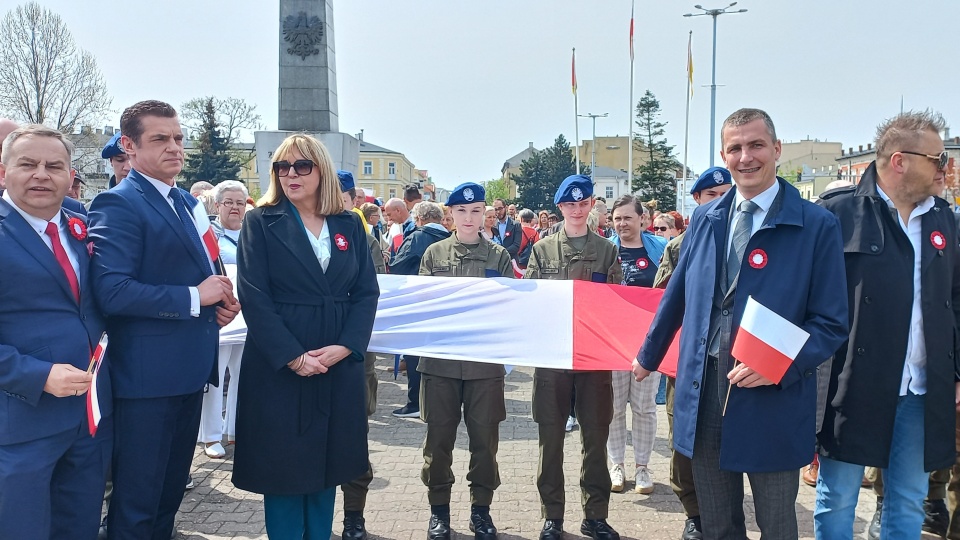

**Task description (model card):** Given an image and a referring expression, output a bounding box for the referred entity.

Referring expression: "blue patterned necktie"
[726,199,759,289]
[168,188,209,265]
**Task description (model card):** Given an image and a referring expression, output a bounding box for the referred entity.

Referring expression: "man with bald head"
[384,198,410,252]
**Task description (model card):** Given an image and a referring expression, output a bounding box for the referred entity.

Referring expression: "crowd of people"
[0,101,958,540]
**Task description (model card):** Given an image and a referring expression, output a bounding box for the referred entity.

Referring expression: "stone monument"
[254,0,359,192]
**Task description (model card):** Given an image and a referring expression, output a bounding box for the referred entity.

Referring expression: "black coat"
[232,200,379,495]
[818,162,960,471]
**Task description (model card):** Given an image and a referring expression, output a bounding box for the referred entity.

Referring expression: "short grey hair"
[518,208,535,223]
[189,181,215,197]
[413,201,443,223]
[720,108,777,147]
[1,124,74,165]
[213,180,248,203]
[875,110,947,163]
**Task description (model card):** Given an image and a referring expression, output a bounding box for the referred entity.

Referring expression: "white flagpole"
[628,0,635,194]
[681,31,693,217]
[573,47,580,174]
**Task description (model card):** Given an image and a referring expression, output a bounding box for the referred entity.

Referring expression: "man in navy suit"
[88,100,240,540]
[0,124,113,539]
[632,108,849,539]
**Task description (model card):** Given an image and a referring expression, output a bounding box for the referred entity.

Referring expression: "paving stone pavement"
[174,362,886,539]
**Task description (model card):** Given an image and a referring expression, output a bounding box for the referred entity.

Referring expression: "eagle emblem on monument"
[283,11,324,61]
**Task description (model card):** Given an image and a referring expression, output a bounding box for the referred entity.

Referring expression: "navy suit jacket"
[63,196,87,216]
[0,200,110,445]
[88,170,219,399]
[638,178,849,472]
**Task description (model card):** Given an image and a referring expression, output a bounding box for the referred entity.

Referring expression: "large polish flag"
[730,295,809,384]
[219,270,680,373]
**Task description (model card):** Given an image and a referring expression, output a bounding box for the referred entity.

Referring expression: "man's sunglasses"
[273,159,315,177]
[653,226,670,232]
[900,150,948,171]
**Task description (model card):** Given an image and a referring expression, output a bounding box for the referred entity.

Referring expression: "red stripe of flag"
[629,2,635,62]
[730,327,794,384]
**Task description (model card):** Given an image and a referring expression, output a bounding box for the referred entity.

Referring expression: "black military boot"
[681,516,703,540]
[922,498,949,538]
[343,511,368,540]
[469,505,497,540]
[580,519,620,540]
[428,504,451,540]
[539,519,563,540]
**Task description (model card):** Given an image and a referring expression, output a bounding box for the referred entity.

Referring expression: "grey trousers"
[692,357,800,540]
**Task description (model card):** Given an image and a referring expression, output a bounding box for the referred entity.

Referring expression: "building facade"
[356,139,421,200]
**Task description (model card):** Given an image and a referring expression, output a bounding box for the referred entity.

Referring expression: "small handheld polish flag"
[731,296,810,385]
[86,332,109,436]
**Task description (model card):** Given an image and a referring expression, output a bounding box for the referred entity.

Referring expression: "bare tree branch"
[0,2,111,133]
[180,96,262,146]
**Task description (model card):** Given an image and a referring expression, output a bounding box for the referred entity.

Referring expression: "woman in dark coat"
[232,133,379,540]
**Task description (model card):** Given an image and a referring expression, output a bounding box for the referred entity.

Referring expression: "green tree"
[181,98,242,187]
[512,134,588,211]
[633,90,678,210]
[482,177,511,203]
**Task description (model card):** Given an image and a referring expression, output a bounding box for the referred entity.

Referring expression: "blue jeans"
[814,393,927,540]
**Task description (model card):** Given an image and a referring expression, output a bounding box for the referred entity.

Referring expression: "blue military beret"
[446,182,485,206]
[554,174,594,205]
[690,166,732,194]
[337,170,355,192]
[101,132,124,159]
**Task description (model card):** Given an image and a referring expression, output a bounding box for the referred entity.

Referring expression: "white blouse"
[303,219,331,272]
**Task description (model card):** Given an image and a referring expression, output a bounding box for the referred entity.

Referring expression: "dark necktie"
[168,188,209,266]
[726,199,759,289]
[45,222,80,302]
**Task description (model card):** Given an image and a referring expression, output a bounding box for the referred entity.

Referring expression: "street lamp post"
[578,112,608,186]
[684,2,747,166]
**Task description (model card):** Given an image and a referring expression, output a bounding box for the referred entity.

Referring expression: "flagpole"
[681,31,693,218]
[573,47,580,174]
[627,0,635,194]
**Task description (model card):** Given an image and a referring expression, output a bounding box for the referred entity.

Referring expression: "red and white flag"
[219,271,680,372]
[730,295,810,384]
[190,199,220,265]
[86,332,109,437]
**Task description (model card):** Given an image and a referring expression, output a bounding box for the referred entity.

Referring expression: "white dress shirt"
[139,172,202,317]
[727,179,781,256]
[304,219,331,272]
[878,185,935,396]
[2,191,80,282]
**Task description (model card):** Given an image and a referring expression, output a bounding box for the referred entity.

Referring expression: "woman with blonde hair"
[232,133,379,540]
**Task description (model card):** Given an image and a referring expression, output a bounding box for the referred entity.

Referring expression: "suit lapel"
[263,201,328,288]
[61,208,90,296]
[0,200,77,303]
[324,214,351,286]
[921,206,943,274]
[130,172,209,274]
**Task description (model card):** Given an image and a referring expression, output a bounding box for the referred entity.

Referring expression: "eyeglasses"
[273,159,315,177]
[220,200,245,208]
[653,226,670,232]
[899,150,948,170]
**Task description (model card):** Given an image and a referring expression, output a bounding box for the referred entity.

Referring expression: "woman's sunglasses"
[653,226,670,232]
[273,159,315,177]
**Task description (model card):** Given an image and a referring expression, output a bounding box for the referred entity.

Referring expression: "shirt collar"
[137,170,175,199]
[2,190,64,234]
[876,184,935,218]
[734,178,780,212]
[423,222,447,233]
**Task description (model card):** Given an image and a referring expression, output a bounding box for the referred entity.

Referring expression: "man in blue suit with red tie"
[88,100,240,540]
[0,125,113,539]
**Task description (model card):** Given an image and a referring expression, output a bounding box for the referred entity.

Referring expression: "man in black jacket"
[389,201,451,418]
[815,110,960,539]
[493,198,522,259]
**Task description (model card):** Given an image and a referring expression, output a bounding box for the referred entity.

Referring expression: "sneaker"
[868,496,882,540]
[564,416,577,432]
[634,466,653,494]
[184,476,195,490]
[392,405,420,418]
[609,464,625,493]
[922,498,949,538]
[204,442,226,459]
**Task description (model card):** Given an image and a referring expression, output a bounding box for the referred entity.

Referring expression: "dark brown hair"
[120,100,177,144]
[611,194,647,218]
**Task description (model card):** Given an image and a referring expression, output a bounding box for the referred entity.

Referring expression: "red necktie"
[45,222,80,302]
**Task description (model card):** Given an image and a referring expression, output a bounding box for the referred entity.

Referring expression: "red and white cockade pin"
[68,217,87,241]
[636,258,650,270]
[334,233,349,251]
[748,248,768,269]
[931,231,946,250]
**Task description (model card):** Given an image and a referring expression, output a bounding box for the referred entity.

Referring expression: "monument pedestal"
[255,130,359,192]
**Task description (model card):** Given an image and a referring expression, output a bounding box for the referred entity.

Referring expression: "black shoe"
[393,405,421,418]
[923,498,949,538]
[539,519,563,540]
[868,496,882,540]
[682,516,703,540]
[343,513,368,540]
[580,519,620,540]
[428,512,451,540]
[469,506,497,540]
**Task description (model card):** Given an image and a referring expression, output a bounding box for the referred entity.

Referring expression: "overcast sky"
[29,0,958,190]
